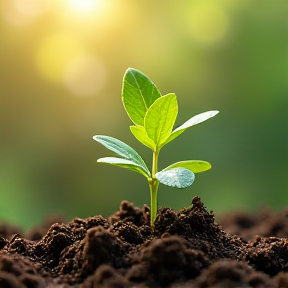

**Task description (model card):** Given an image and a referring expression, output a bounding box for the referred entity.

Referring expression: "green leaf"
[93,135,150,176]
[97,157,149,178]
[163,160,211,173]
[164,110,219,145]
[122,68,161,126]
[155,168,195,188]
[130,125,156,150]
[144,93,178,148]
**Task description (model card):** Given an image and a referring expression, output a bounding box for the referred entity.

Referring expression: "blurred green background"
[1,0,288,229]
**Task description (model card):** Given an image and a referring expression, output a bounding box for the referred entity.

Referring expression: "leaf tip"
[125,67,138,75]
[92,135,102,142]
[125,67,131,74]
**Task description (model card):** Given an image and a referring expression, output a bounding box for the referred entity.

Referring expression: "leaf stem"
[149,149,160,228]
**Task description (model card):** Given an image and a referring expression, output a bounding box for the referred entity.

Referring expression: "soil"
[1,197,288,288]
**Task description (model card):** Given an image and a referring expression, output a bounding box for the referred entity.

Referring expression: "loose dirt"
[1,197,288,287]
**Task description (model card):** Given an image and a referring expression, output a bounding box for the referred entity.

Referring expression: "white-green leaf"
[97,157,149,178]
[130,125,156,150]
[155,168,195,188]
[93,135,150,176]
[163,160,211,173]
[163,110,219,145]
[144,93,178,148]
[122,68,161,126]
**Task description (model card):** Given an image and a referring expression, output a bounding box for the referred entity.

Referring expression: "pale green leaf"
[163,160,211,173]
[97,157,149,178]
[122,68,161,126]
[164,110,219,145]
[155,168,195,188]
[93,135,150,176]
[130,125,156,150]
[144,93,178,148]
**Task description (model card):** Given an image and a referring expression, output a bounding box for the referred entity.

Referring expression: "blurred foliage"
[1,0,288,229]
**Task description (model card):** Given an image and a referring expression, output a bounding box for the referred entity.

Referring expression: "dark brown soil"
[1,197,288,288]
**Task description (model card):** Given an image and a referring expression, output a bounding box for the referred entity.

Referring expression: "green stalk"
[148,149,160,228]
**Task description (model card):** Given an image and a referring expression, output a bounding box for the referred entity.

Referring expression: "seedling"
[93,68,218,228]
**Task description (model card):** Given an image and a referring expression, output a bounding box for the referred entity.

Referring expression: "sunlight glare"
[68,0,99,13]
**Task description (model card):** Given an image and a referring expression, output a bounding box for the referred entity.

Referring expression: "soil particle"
[1,198,288,287]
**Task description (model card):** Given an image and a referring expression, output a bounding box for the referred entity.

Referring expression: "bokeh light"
[35,33,86,83]
[63,55,108,97]
[2,0,47,26]
[187,2,229,45]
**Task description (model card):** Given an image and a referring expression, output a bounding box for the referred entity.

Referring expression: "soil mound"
[1,197,288,287]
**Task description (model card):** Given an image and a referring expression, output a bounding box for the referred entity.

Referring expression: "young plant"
[93,68,218,228]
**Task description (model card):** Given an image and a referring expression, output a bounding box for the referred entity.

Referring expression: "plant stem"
[148,149,159,228]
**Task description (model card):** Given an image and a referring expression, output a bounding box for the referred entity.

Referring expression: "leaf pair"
[122,68,219,151]
[93,135,211,188]
[122,69,176,150]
